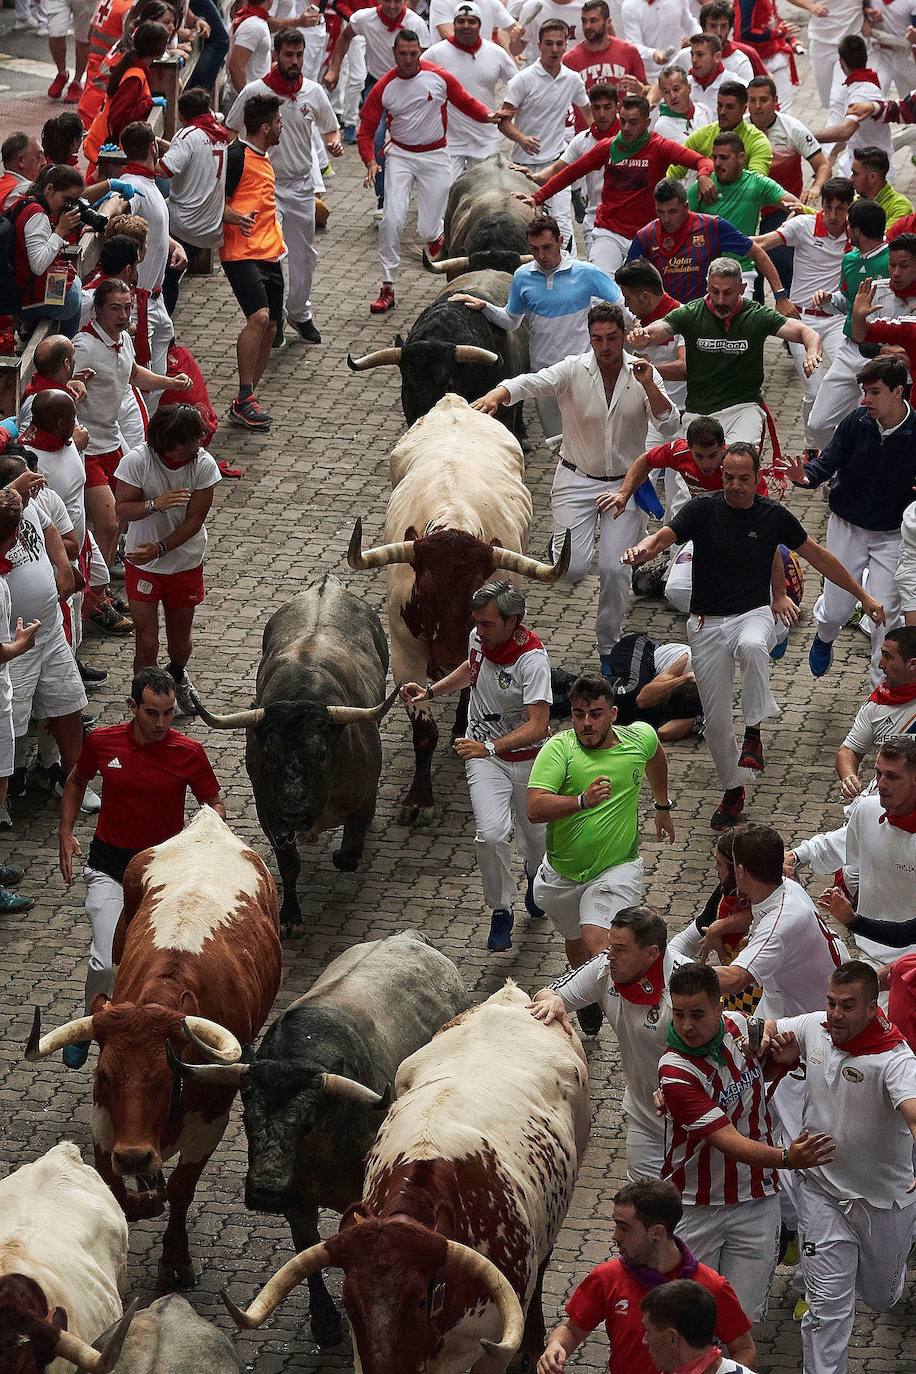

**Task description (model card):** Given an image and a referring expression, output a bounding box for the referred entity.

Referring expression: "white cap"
[453,1,483,18]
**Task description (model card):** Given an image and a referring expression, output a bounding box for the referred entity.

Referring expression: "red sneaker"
[738,730,764,772]
[426,235,444,259]
[711,786,745,831]
[369,283,395,315]
[47,70,69,99]
[65,80,83,103]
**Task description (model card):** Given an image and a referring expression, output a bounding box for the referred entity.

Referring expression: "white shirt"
[465,626,552,747]
[119,172,170,291]
[619,0,698,71]
[778,1011,916,1208]
[424,39,517,157]
[350,6,430,81]
[428,0,513,39]
[628,328,687,411]
[72,323,135,456]
[844,694,916,761]
[686,65,730,107]
[114,443,221,574]
[5,503,61,641]
[735,879,847,1020]
[652,99,714,145]
[844,794,916,961]
[672,44,752,84]
[162,124,229,247]
[505,61,590,164]
[809,0,867,46]
[840,78,893,162]
[898,501,916,615]
[270,0,327,78]
[522,0,584,56]
[0,575,11,717]
[34,440,87,548]
[22,209,68,277]
[505,348,679,478]
[231,14,273,84]
[227,76,338,188]
[776,214,848,309]
[560,125,605,232]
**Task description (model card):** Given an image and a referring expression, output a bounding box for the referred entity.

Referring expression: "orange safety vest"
[220,143,286,263]
[84,62,150,165]
[79,0,133,125]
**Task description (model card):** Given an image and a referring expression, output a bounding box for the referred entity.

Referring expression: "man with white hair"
[400,580,552,955]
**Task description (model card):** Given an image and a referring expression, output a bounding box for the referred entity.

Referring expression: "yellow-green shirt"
[874,180,914,230]
[668,121,774,180]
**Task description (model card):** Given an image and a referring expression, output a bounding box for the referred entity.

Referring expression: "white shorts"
[533,855,645,940]
[9,622,87,737]
[0,705,13,778]
[46,0,93,40]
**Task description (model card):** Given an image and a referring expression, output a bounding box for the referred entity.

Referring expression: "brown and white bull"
[24,808,282,1292]
[0,1141,135,1374]
[223,981,590,1374]
[347,393,569,825]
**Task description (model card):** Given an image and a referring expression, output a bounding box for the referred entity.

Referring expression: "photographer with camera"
[10,164,96,340]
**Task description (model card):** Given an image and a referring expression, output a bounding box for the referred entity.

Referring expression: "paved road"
[0,26,913,1373]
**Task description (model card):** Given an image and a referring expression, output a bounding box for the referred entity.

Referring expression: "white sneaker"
[12,16,40,27]
[169,671,198,718]
[80,785,101,814]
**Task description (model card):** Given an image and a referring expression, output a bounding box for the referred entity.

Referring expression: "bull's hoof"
[311,1307,344,1349]
[155,1261,197,1292]
[398,804,434,827]
[332,849,360,872]
[124,1193,167,1222]
[279,907,303,936]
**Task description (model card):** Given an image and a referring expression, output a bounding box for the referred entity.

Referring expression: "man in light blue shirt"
[453,213,622,435]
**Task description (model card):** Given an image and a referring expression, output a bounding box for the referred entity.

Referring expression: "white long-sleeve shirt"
[898,501,916,614]
[843,794,916,962]
[504,348,678,478]
[23,210,67,276]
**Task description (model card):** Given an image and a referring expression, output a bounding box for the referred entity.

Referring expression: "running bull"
[223,981,590,1374]
[189,575,398,927]
[172,930,468,1349]
[434,153,537,277]
[348,393,568,826]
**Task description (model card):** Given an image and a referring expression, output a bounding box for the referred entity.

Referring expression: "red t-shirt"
[647,438,769,498]
[565,1256,750,1374]
[864,319,916,403]
[77,722,221,849]
[889,212,916,241]
[564,39,646,129]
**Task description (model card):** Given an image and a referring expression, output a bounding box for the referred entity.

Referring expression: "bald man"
[17,336,91,432]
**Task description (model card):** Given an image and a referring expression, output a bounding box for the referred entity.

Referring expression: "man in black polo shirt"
[622,442,884,829]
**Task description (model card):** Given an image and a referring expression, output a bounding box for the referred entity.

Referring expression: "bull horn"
[24,1006,95,1062]
[223,1243,333,1329]
[326,684,400,726]
[423,248,469,274]
[517,255,534,265]
[346,347,402,371]
[320,1072,386,1105]
[454,345,499,366]
[55,1299,138,1372]
[491,528,572,583]
[188,688,264,731]
[166,1040,249,1086]
[182,1016,242,1065]
[347,517,415,571]
[443,1241,524,1371]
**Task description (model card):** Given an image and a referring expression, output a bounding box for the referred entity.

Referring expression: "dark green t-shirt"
[664,298,786,413]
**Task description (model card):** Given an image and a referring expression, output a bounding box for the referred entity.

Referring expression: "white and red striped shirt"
[356,61,491,162]
[659,1013,780,1207]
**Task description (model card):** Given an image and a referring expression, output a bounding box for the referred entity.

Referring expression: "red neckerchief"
[843,67,880,86]
[673,1353,724,1374]
[704,291,745,331]
[377,2,406,29]
[658,208,700,255]
[447,32,482,54]
[156,450,197,471]
[22,428,65,451]
[891,279,916,300]
[22,373,66,399]
[870,681,916,706]
[480,624,543,665]
[825,1008,906,1055]
[615,953,665,1005]
[121,161,157,179]
[813,211,850,248]
[642,291,680,326]
[691,60,724,89]
[82,320,122,354]
[720,38,736,55]
[82,266,104,289]
[0,556,12,574]
[184,112,231,143]
[231,2,268,31]
[262,65,304,95]
[591,117,619,139]
[880,808,916,834]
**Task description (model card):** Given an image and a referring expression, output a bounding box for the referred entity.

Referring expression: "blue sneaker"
[343,123,357,145]
[770,635,788,661]
[487,909,513,952]
[808,635,833,677]
[599,654,615,678]
[62,1041,91,1070]
[524,869,544,919]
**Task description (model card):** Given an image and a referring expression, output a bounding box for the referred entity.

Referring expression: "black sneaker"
[292,318,321,344]
[7,767,26,800]
[577,1003,603,1036]
[272,317,286,349]
[487,908,514,952]
[0,862,23,885]
[77,660,108,685]
[524,868,544,918]
[711,786,745,831]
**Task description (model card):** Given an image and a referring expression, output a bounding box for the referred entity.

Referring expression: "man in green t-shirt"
[527,675,674,1034]
[627,255,821,448]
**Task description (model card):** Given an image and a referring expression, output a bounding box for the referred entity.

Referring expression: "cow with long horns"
[347,393,569,826]
[188,575,397,927]
[223,981,590,1374]
[24,808,282,1293]
[0,1141,136,1374]
[171,930,468,1349]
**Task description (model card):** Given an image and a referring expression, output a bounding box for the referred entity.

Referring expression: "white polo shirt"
[522,0,584,54]
[505,60,590,164]
[161,124,229,248]
[231,13,273,83]
[34,439,87,548]
[844,694,916,759]
[619,0,699,67]
[424,38,517,157]
[776,212,847,309]
[119,172,170,292]
[672,44,753,83]
[350,6,430,82]
[227,76,338,189]
[428,0,514,38]
[777,1011,916,1208]
[735,878,847,1020]
[5,502,62,642]
[115,443,221,575]
[843,795,916,962]
[560,125,606,232]
[73,323,135,456]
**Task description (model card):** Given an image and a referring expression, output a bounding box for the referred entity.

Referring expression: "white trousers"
[626,1119,666,1182]
[688,607,779,791]
[525,163,575,251]
[449,151,488,179]
[378,146,451,283]
[84,865,124,1011]
[332,35,366,126]
[145,293,172,413]
[809,39,843,109]
[589,227,631,278]
[769,51,794,111]
[550,463,647,654]
[813,514,901,686]
[807,338,863,451]
[276,182,317,325]
[118,387,146,453]
[788,313,845,444]
[677,1192,781,1322]
[873,43,916,100]
[682,402,765,449]
[798,1180,916,1374]
[465,753,546,911]
[533,855,645,941]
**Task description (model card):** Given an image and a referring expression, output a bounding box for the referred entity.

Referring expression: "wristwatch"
[484,741,497,757]
[144,497,156,514]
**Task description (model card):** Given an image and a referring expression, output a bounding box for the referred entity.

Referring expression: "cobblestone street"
[0,29,913,1370]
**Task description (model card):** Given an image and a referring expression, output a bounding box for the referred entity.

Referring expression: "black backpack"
[0,197,43,317]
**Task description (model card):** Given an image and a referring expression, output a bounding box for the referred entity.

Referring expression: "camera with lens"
[66,197,109,233]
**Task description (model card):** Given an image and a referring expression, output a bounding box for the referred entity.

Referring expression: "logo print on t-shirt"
[498,670,512,689]
[614,1299,629,1313]
[107,758,123,769]
[841,1066,864,1083]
